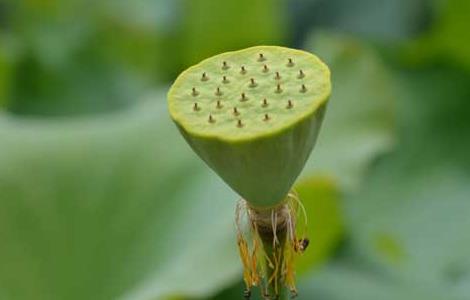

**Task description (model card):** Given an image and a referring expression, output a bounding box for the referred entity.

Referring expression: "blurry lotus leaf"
[0,98,242,300]
[302,32,396,189]
[168,46,331,207]
[294,177,344,274]
[403,0,470,71]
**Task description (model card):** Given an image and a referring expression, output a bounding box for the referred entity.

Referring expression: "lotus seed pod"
[168,46,331,207]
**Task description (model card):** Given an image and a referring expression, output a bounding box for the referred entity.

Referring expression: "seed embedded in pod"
[262,98,268,107]
[276,84,282,93]
[298,70,305,79]
[222,61,229,70]
[208,114,215,123]
[233,107,240,116]
[192,87,199,96]
[263,113,270,121]
[237,119,244,128]
[258,53,266,62]
[193,102,200,111]
[201,72,209,81]
[287,58,294,67]
[300,84,307,93]
[287,100,293,109]
[249,78,257,88]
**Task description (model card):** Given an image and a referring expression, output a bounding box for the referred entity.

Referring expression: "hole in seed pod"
[192,87,199,96]
[300,84,307,93]
[201,72,209,81]
[258,53,266,62]
[193,102,200,111]
[222,76,229,84]
[208,114,215,123]
[298,70,305,79]
[249,78,257,88]
[263,113,270,121]
[215,87,223,96]
[237,119,244,128]
[240,66,247,74]
[262,98,268,107]
[263,65,269,73]
[240,93,248,101]
[222,61,229,70]
[275,72,281,80]
[287,100,293,109]
[275,84,282,93]
[216,100,223,109]
[287,58,294,67]
[233,107,240,116]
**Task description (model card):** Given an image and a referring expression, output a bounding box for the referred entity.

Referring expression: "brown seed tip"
[276,84,282,93]
[208,114,215,123]
[300,84,307,93]
[216,100,222,109]
[263,64,269,72]
[193,102,200,111]
[262,98,268,107]
[237,119,244,128]
[275,71,281,80]
[258,53,266,61]
[298,70,305,79]
[287,100,293,108]
[249,78,257,87]
[233,107,240,116]
[240,66,247,74]
[240,92,248,101]
[222,61,229,70]
[222,75,229,83]
[201,72,208,81]
[263,113,270,121]
[192,87,198,96]
[287,58,294,67]
[215,87,222,96]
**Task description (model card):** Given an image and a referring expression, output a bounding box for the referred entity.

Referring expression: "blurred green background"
[0,0,469,299]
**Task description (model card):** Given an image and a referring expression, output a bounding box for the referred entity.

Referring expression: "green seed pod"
[168,46,331,207]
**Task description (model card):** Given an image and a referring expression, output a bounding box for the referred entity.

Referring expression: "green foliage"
[301,32,396,189]
[404,0,470,71]
[0,98,242,300]
[294,177,344,274]
[181,0,287,67]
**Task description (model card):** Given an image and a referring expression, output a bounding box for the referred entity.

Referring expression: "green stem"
[250,203,289,300]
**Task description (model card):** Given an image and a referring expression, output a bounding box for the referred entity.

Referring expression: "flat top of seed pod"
[168,46,331,142]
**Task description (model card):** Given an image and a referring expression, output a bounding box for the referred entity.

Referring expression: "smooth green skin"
[168,46,331,206]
